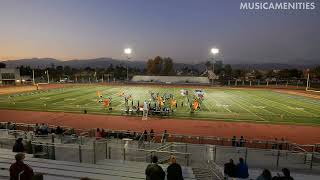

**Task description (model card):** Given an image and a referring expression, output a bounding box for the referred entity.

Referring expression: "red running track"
[1,109,320,145]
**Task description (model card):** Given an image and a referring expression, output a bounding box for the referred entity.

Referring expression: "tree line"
[1,59,320,82]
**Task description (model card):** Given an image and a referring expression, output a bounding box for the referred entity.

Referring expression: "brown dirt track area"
[1,109,320,145]
[1,84,320,145]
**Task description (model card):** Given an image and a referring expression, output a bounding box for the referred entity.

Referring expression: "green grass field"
[1,85,320,125]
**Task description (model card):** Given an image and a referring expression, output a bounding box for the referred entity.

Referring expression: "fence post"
[276,150,280,169]
[213,146,217,162]
[245,147,248,163]
[105,141,108,159]
[265,141,268,149]
[186,154,189,166]
[123,148,126,161]
[304,152,307,164]
[79,145,82,163]
[93,140,96,164]
[150,151,154,163]
[45,143,49,159]
[185,143,188,153]
[108,146,111,159]
[32,143,35,156]
[310,152,314,169]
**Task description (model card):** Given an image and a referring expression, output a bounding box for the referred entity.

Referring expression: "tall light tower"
[306,69,310,91]
[210,48,219,86]
[124,48,132,82]
[45,70,50,84]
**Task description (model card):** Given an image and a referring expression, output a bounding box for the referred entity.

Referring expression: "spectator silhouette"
[257,169,272,180]
[278,138,285,150]
[162,130,169,143]
[239,136,245,147]
[55,126,64,135]
[39,123,48,135]
[236,157,249,179]
[13,138,24,153]
[150,129,155,142]
[34,123,40,134]
[167,156,183,180]
[145,156,165,180]
[0,122,5,129]
[10,153,34,180]
[143,130,148,141]
[224,159,237,178]
[231,136,237,147]
[95,128,102,140]
[272,138,278,149]
[101,129,106,138]
[272,168,294,180]
[7,122,15,130]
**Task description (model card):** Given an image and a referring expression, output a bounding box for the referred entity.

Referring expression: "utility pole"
[210,48,219,86]
[306,72,310,91]
[124,48,132,82]
[46,70,50,84]
[32,69,35,85]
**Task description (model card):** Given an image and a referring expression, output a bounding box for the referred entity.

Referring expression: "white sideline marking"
[288,106,304,111]
[40,97,50,100]
[252,105,265,109]
[216,104,232,112]
[216,104,230,107]
[65,98,76,101]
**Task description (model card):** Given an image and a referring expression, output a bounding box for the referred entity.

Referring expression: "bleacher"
[0,148,196,180]
[131,75,210,84]
[247,168,320,180]
[1,122,320,180]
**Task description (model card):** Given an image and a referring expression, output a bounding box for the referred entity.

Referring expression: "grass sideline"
[0,85,320,125]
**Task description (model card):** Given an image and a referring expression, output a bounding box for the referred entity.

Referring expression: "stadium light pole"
[306,69,310,91]
[124,48,132,82]
[210,48,219,86]
[45,70,50,84]
[32,69,35,85]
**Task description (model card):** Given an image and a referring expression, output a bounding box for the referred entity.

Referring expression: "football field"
[1,85,320,125]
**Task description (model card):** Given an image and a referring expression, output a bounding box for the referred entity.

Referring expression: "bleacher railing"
[3,121,320,154]
[1,134,320,173]
[1,122,320,173]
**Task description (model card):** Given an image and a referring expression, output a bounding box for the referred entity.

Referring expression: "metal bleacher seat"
[0,148,196,180]
[247,168,320,180]
[96,159,196,179]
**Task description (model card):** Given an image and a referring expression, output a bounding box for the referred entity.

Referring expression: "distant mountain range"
[1,58,146,69]
[1,58,318,70]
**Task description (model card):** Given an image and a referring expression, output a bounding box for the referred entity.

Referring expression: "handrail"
[290,143,309,153]
[206,160,224,180]
[31,141,93,150]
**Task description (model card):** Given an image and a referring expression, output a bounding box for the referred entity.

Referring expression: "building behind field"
[0,68,21,85]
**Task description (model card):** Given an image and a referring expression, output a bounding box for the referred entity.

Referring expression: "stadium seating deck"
[0,148,196,180]
[247,168,320,180]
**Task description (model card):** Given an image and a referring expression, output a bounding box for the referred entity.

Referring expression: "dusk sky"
[0,0,319,64]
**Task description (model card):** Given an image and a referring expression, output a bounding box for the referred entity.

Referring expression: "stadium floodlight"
[210,48,219,86]
[210,48,219,55]
[124,48,132,82]
[124,48,132,55]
